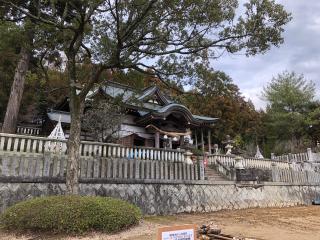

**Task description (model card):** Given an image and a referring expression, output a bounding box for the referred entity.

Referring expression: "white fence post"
[307,148,314,162]
[199,160,205,180]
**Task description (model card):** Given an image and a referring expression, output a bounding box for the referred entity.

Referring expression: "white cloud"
[211,0,320,109]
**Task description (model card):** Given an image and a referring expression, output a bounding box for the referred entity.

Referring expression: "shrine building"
[45,82,217,152]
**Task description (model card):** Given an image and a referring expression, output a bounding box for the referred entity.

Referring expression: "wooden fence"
[16,125,41,136]
[207,154,290,170]
[0,123,41,136]
[273,152,309,162]
[314,153,320,162]
[1,151,320,184]
[207,154,320,184]
[0,152,201,181]
[272,148,320,163]
[0,133,185,162]
[2,133,320,184]
[271,167,320,184]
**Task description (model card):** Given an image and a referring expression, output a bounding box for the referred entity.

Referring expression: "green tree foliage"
[306,103,320,147]
[180,67,261,153]
[0,15,68,123]
[0,21,39,123]
[83,100,124,142]
[263,71,315,112]
[0,21,21,120]
[0,36,68,124]
[110,69,147,90]
[261,71,317,154]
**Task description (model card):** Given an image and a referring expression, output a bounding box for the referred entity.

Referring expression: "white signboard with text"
[157,225,196,240]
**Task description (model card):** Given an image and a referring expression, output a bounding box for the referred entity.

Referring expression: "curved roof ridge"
[157,103,217,122]
[157,103,189,113]
[138,85,158,100]
[138,85,170,105]
[135,103,217,126]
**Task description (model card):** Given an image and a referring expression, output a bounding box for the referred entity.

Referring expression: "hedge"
[0,195,142,233]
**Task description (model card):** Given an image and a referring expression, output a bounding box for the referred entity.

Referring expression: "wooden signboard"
[157,224,197,240]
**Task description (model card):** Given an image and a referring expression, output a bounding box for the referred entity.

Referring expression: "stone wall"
[1,179,319,215]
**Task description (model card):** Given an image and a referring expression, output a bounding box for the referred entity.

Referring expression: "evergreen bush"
[0,195,141,233]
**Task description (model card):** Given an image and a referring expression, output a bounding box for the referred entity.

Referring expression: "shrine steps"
[205,168,229,181]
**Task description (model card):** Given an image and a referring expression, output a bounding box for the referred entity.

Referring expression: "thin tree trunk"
[2,47,31,133]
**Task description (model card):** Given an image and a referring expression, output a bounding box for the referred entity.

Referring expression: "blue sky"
[212,0,320,110]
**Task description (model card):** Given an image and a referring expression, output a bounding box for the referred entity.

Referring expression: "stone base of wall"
[1,181,320,215]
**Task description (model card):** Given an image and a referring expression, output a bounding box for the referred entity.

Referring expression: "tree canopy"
[0,21,21,120]
[0,0,292,193]
[262,71,315,113]
[261,71,318,154]
[180,67,261,154]
[83,99,124,142]
[1,0,291,83]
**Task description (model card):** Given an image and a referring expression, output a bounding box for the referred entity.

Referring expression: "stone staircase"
[205,167,229,181]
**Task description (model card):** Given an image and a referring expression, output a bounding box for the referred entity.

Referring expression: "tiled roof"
[47,110,71,124]
[50,81,217,125]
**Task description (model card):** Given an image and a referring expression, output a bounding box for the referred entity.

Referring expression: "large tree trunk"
[1,47,31,133]
[66,94,84,194]
[65,55,84,195]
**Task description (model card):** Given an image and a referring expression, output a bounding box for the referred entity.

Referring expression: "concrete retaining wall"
[1,179,319,215]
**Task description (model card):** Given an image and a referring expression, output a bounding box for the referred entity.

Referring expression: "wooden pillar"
[201,128,205,152]
[208,129,211,154]
[169,138,172,149]
[195,130,198,149]
[155,132,160,148]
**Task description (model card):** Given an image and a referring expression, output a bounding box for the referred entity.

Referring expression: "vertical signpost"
[157,224,197,240]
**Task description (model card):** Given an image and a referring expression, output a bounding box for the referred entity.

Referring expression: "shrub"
[0,195,142,233]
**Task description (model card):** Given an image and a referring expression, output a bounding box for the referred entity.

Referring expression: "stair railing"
[209,159,235,181]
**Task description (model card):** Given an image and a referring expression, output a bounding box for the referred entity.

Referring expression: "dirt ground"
[1,206,320,240]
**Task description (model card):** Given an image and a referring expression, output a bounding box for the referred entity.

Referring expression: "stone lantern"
[222,135,234,155]
[234,156,245,170]
[225,144,233,155]
[182,135,194,165]
[213,144,219,154]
